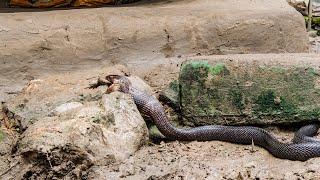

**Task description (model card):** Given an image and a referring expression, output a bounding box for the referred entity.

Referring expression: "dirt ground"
[89,131,320,179]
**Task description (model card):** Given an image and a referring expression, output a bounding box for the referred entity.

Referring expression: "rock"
[101,64,131,78]
[309,31,318,38]
[159,80,180,110]
[101,92,149,161]
[15,92,148,179]
[76,105,103,118]
[128,76,154,96]
[0,130,14,156]
[54,102,83,115]
[176,54,320,126]
[287,0,307,15]
[0,104,21,156]
[0,0,308,98]
[5,69,108,126]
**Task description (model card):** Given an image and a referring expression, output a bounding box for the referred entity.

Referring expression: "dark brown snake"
[106,75,320,161]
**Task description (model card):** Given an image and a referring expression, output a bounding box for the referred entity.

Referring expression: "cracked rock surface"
[0,69,149,179]
[0,0,308,102]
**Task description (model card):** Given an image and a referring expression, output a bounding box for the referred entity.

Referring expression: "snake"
[105,75,320,161]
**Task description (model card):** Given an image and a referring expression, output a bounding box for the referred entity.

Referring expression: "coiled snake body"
[106,75,320,161]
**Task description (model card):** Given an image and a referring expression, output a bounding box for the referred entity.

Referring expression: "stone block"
[175,54,320,125]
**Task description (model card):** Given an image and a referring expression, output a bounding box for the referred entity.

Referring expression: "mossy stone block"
[179,60,320,126]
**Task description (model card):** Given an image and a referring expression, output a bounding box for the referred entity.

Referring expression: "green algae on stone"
[210,63,230,76]
[180,61,210,84]
[270,67,286,74]
[179,60,320,126]
[229,88,245,113]
[159,80,180,110]
[253,89,297,116]
[179,61,220,125]
[169,80,180,92]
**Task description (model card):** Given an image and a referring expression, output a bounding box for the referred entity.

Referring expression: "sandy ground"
[89,130,320,179]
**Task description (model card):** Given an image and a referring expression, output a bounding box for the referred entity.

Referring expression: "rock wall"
[0,0,308,102]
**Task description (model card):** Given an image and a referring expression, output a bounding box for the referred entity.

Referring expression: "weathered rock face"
[0,130,14,156]
[0,0,308,102]
[10,92,148,179]
[162,54,320,126]
[0,67,156,179]
[101,92,149,161]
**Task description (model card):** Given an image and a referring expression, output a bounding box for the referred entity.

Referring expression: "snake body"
[106,75,320,161]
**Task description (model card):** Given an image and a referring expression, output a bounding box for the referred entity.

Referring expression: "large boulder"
[10,92,148,179]
[0,66,155,179]
[162,54,320,126]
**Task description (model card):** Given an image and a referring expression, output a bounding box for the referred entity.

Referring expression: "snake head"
[106,75,131,94]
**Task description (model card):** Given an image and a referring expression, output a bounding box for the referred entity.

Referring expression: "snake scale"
[106,75,320,161]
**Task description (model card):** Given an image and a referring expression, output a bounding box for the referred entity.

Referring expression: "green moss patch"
[210,63,228,75]
[254,89,297,116]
